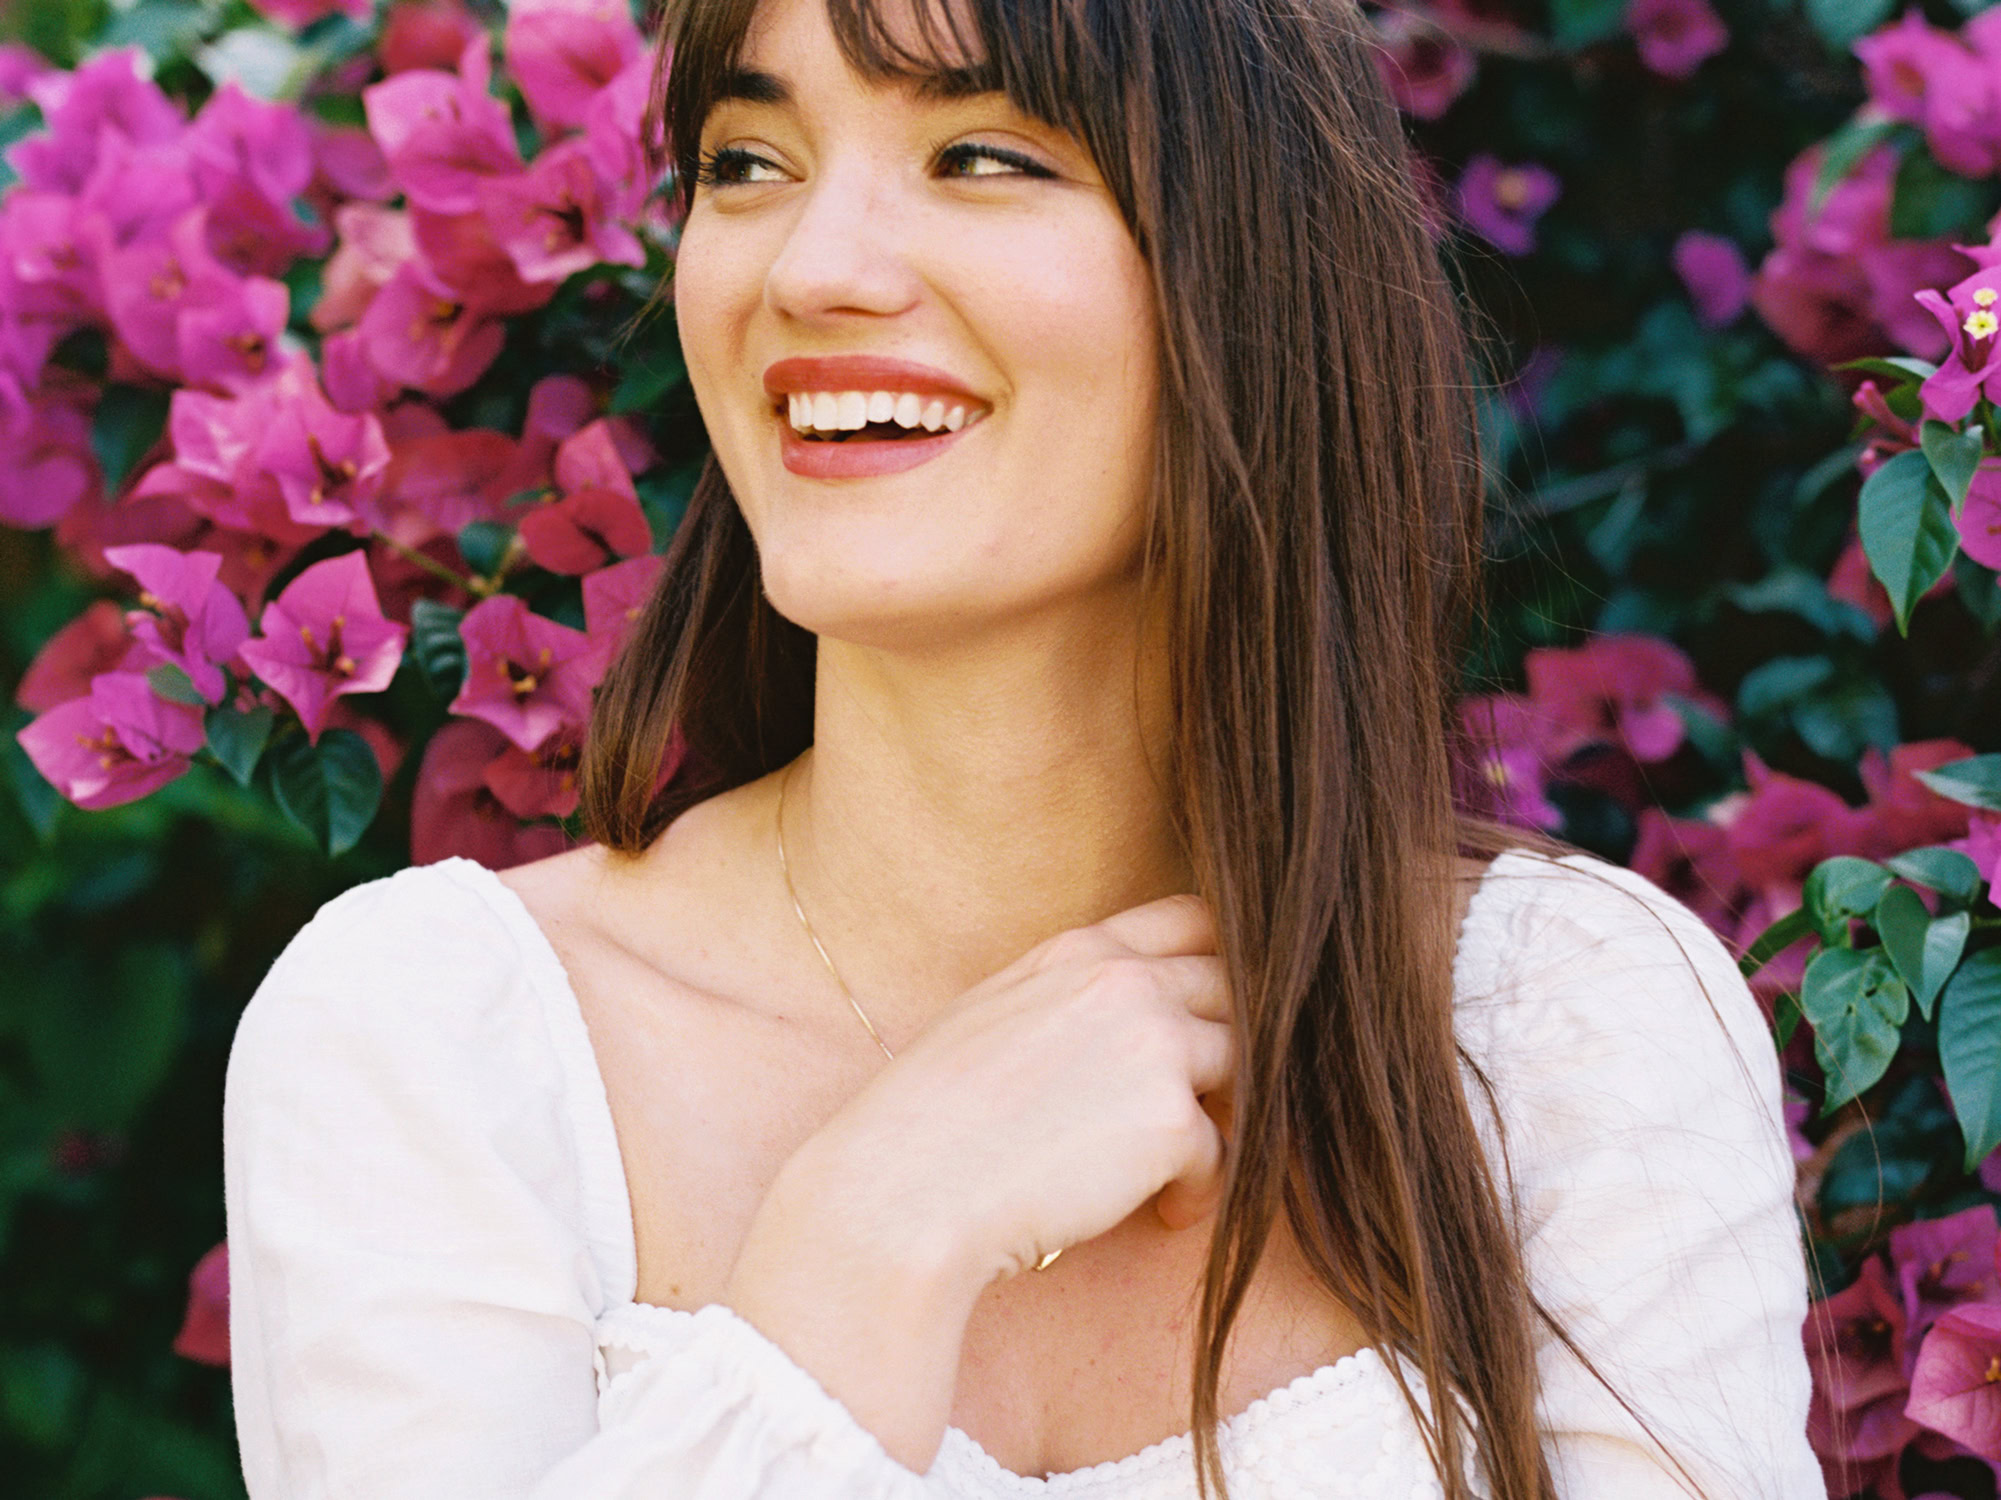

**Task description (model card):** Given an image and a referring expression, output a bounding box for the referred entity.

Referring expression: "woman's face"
[673,0,1160,651]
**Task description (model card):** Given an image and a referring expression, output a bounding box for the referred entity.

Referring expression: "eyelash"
[690,141,1055,188]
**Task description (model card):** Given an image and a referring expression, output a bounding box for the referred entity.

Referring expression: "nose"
[762,155,923,324]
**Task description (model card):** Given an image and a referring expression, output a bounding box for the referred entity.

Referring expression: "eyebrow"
[713,63,1005,108]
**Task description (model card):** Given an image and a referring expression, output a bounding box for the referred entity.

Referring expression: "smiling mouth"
[777,390,985,442]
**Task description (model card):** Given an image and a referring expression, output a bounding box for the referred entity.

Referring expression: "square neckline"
[443,847,1533,1486]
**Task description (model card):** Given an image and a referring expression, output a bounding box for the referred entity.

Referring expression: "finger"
[1154,1113,1226,1232]
[1093,892,1216,958]
[1182,1014,1236,1096]
[1129,953,1231,1024]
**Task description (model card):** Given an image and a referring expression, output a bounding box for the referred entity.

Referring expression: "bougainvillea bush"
[9,0,2001,1494]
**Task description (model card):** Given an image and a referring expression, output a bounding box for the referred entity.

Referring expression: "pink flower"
[1891,1207,2001,1361]
[0,376,95,529]
[356,257,506,397]
[1523,633,1708,763]
[14,601,139,712]
[378,427,518,533]
[505,0,645,134]
[483,726,583,819]
[1858,738,1977,851]
[382,0,489,75]
[16,670,206,809]
[409,207,552,316]
[247,0,375,30]
[313,204,416,333]
[238,552,409,742]
[1629,806,1748,933]
[172,1241,229,1367]
[1454,155,1560,256]
[10,49,181,196]
[1807,1258,1922,1483]
[185,83,315,225]
[176,274,289,394]
[363,38,522,216]
[1369,8,1476,121]
[1907,1303,2001,1459]
[98,209,236,381]
[1452,693,1561,831]
[1626,0,1728,81]
[1914,261,2001,424]
[478,140,646,284]
[102,544,252,705]
[0,45,51,111]
[1783,1091,1815,1163]
[1855,10,2000,179]
[449,594,600,751]
[518,486,653,573]
[253,370,393,529]
[583,552,662,642]
[1726,750,1868,889]
[1672,230,1750,327]
[410,716,572,869]
[1957,459,2001,570]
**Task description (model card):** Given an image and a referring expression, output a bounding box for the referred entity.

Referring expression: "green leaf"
[267,728,383,858]
[204,704,274,788]
[1805,0,1897,48]
[1875,883,1969,1020]
[456,521,513,579]
[1,704,63,843]
[145,663,206,707]
[1922,419,1985,511]
[1939,948,2001,1169]
[1804,856,1895,946]
[1736,654,1834,719]
[1885,846,1986,907]
[1953,551,2001,633]
[1773,989,1804,1050]
[90,385,171,494]
[1740,904,1815,977]
[1891,148,2001,240]
[611,343,688,416]
[1802,946,1909,1111]
[1812,117,1901,215]
[1859,448,1959,635]
[1916,753,2001,812]
[1835,355,1940,385]
[1548,0,1627,47]
[24,945,190,1132]
[408,599,469,700]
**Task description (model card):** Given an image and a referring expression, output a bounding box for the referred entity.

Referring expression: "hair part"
[587,2,1731,1496]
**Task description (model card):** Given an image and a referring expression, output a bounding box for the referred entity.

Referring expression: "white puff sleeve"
[1454,851,1823,1500]
[223,859,928,1500]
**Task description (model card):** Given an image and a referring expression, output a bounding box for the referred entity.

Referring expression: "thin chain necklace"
[772,757,1062,1271]
[775,757,896,1061]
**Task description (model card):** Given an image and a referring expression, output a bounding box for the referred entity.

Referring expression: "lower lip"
[777,413,977,478]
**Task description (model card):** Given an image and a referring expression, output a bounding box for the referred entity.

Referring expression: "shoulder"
[226,855,585,1130]
[1452,846,1783,1168]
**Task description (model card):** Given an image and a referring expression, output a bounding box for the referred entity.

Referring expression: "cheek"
[669,212,756,408]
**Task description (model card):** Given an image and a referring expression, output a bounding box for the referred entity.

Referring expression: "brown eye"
[937,143,1055,179]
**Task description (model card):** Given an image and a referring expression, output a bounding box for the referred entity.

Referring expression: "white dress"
[221,848,1826,1500]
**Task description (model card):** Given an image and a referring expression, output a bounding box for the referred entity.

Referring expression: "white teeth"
[785,389,982,435]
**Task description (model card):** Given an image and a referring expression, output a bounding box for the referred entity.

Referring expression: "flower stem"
[371,532,491,597]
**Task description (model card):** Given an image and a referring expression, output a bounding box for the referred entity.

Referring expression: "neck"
[776,594,1191,1044]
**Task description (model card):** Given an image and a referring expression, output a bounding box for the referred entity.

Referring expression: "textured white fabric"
[223,849,1825,1500]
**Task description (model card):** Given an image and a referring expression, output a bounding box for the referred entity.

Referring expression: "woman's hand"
[795,891,1235,1282]
[721,894,1232,1473]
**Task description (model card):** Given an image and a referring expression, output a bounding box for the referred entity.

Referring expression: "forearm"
[722,1139,995,1474]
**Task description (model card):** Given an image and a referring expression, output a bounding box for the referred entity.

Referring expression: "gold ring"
[1032,1247,1063,1272]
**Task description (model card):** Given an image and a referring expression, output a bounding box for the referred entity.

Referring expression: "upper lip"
[761,355,988,408]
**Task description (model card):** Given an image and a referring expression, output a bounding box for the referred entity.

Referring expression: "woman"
[222,0,1823,1495]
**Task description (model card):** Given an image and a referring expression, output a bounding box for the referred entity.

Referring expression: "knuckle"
[1084,954,1157,1007]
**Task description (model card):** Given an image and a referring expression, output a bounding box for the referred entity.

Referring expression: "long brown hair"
[582,2,1719,1496]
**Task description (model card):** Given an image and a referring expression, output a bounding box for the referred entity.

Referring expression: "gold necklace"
[776,758,896,1061]
[772,757,1064,1272]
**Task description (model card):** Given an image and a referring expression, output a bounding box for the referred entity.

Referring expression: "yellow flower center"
[1966,309,1999,340]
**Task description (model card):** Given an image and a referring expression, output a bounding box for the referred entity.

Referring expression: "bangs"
[653,0,1129,217]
